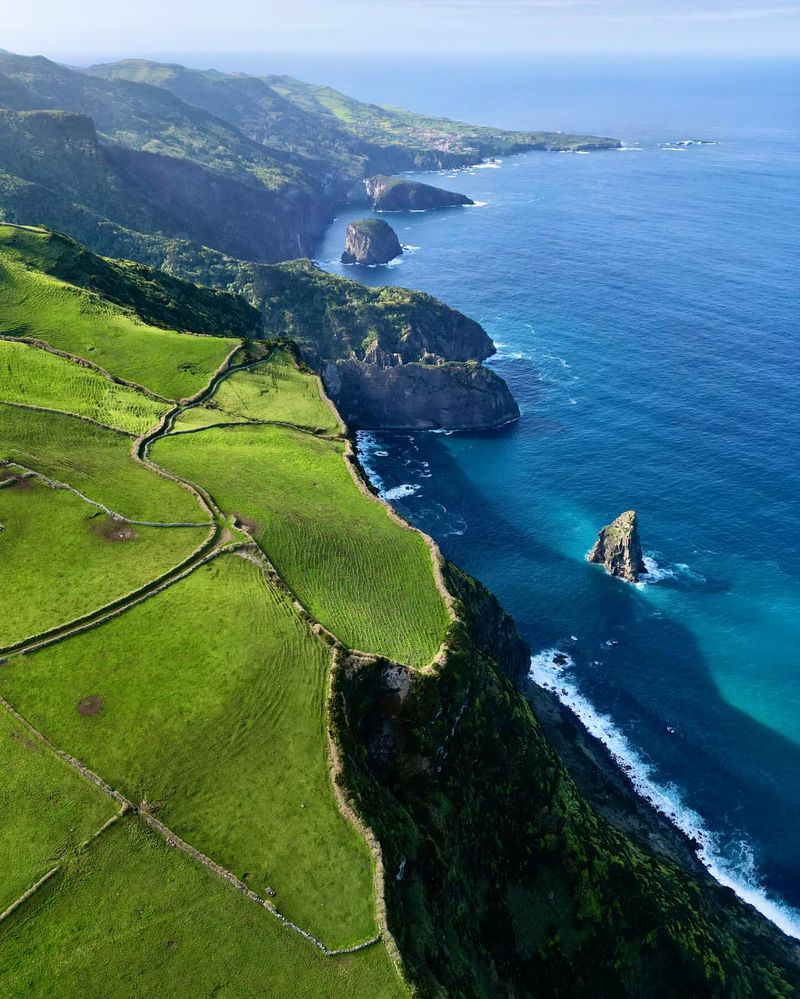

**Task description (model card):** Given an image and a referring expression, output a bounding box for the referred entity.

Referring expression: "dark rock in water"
[588,510,648,583]
[341,218,402,265]
[322,358,519,431]
[365,174,474,212]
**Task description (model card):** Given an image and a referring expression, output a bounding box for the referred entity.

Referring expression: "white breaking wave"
[383,483,420,500]
[529,649,800,940]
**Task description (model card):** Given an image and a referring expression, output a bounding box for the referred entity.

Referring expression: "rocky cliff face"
[364,174,474,211]
[588,510,647,582]
[341,218,403,265]
[322,358,519,430]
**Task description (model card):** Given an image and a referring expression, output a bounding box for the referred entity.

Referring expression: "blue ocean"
[232,53,800,934]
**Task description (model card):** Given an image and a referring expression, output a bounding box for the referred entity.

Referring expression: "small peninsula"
[365,174,474,212]
[342,219,403,265]
[588,509,648,582]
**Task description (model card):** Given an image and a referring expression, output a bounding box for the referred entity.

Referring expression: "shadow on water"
[386,427,800,911]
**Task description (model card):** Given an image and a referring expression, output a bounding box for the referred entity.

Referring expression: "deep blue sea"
[227,53,800,934]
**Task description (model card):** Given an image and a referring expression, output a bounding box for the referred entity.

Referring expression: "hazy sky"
[4,0,800,59]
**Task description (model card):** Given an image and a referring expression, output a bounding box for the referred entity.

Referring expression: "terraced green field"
[0,709,116,911]
[0,339,169,434]
[0,819,405,999]
[0,228,238,400]
[0,479,207,648]
[1,555,376,948]
[153,424,450,665]
[0,403,205,524]
[173,348,340,434]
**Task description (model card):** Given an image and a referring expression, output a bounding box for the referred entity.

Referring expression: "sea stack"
[588,510,648,583]
[341,218,403,265]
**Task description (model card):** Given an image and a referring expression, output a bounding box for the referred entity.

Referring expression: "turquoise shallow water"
[309,55,800,933]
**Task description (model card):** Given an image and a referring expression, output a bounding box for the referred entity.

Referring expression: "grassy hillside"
[0,708,116,910]
[0,340,168,434]
[173,348,340,433]
[0,479,206,649]
[0,404,204,523]
[0,227,238,400]
[0,819,405,999]
[153,424,450,667]
[1,555,376,948]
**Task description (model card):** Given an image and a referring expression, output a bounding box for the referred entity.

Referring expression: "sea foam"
[529,649,800,940]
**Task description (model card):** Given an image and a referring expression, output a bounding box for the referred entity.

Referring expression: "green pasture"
[0,708,115,911]
[0,818,405,999]
[0,403,205,524]
[0,230,238,400]
[0,339,168,435]
[153,425,450,666]
[0,479,206,648]
[1,555,376,948]
[173,348,340,434]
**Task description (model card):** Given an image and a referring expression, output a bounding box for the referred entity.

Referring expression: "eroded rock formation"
[588,510,648,582]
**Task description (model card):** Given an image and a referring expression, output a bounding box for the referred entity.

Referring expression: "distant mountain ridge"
[0,50,619,276]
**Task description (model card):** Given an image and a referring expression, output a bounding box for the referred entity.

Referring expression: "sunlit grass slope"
[173,348,340,434]
[0,403,204,523]
[0,479,206,648]
[1,555,376,948]
[0,339,168,434]
[153,425,449,666]
[0,709,116,911]
[0,818,405,999]
[0,226,238,400]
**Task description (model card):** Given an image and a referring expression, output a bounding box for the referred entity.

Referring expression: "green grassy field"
[173,348,340,434]
[153,425,449,666]
[0,228,238,400]
[0,403,206,524]
[0,709,116,911]
[0,339,169,434]
[0,479,207,648]
[0,818,405,999]
[1,555,376,948]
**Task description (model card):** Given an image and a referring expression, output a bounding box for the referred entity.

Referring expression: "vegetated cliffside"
[0,51,619,274]
[234,259,517,430]
[331,564,800,997]
[0,226,261,338]
[364,174,474,212]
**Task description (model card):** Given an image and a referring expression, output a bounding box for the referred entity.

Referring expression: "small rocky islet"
[588,509,648,582]
[341,218,403,265]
